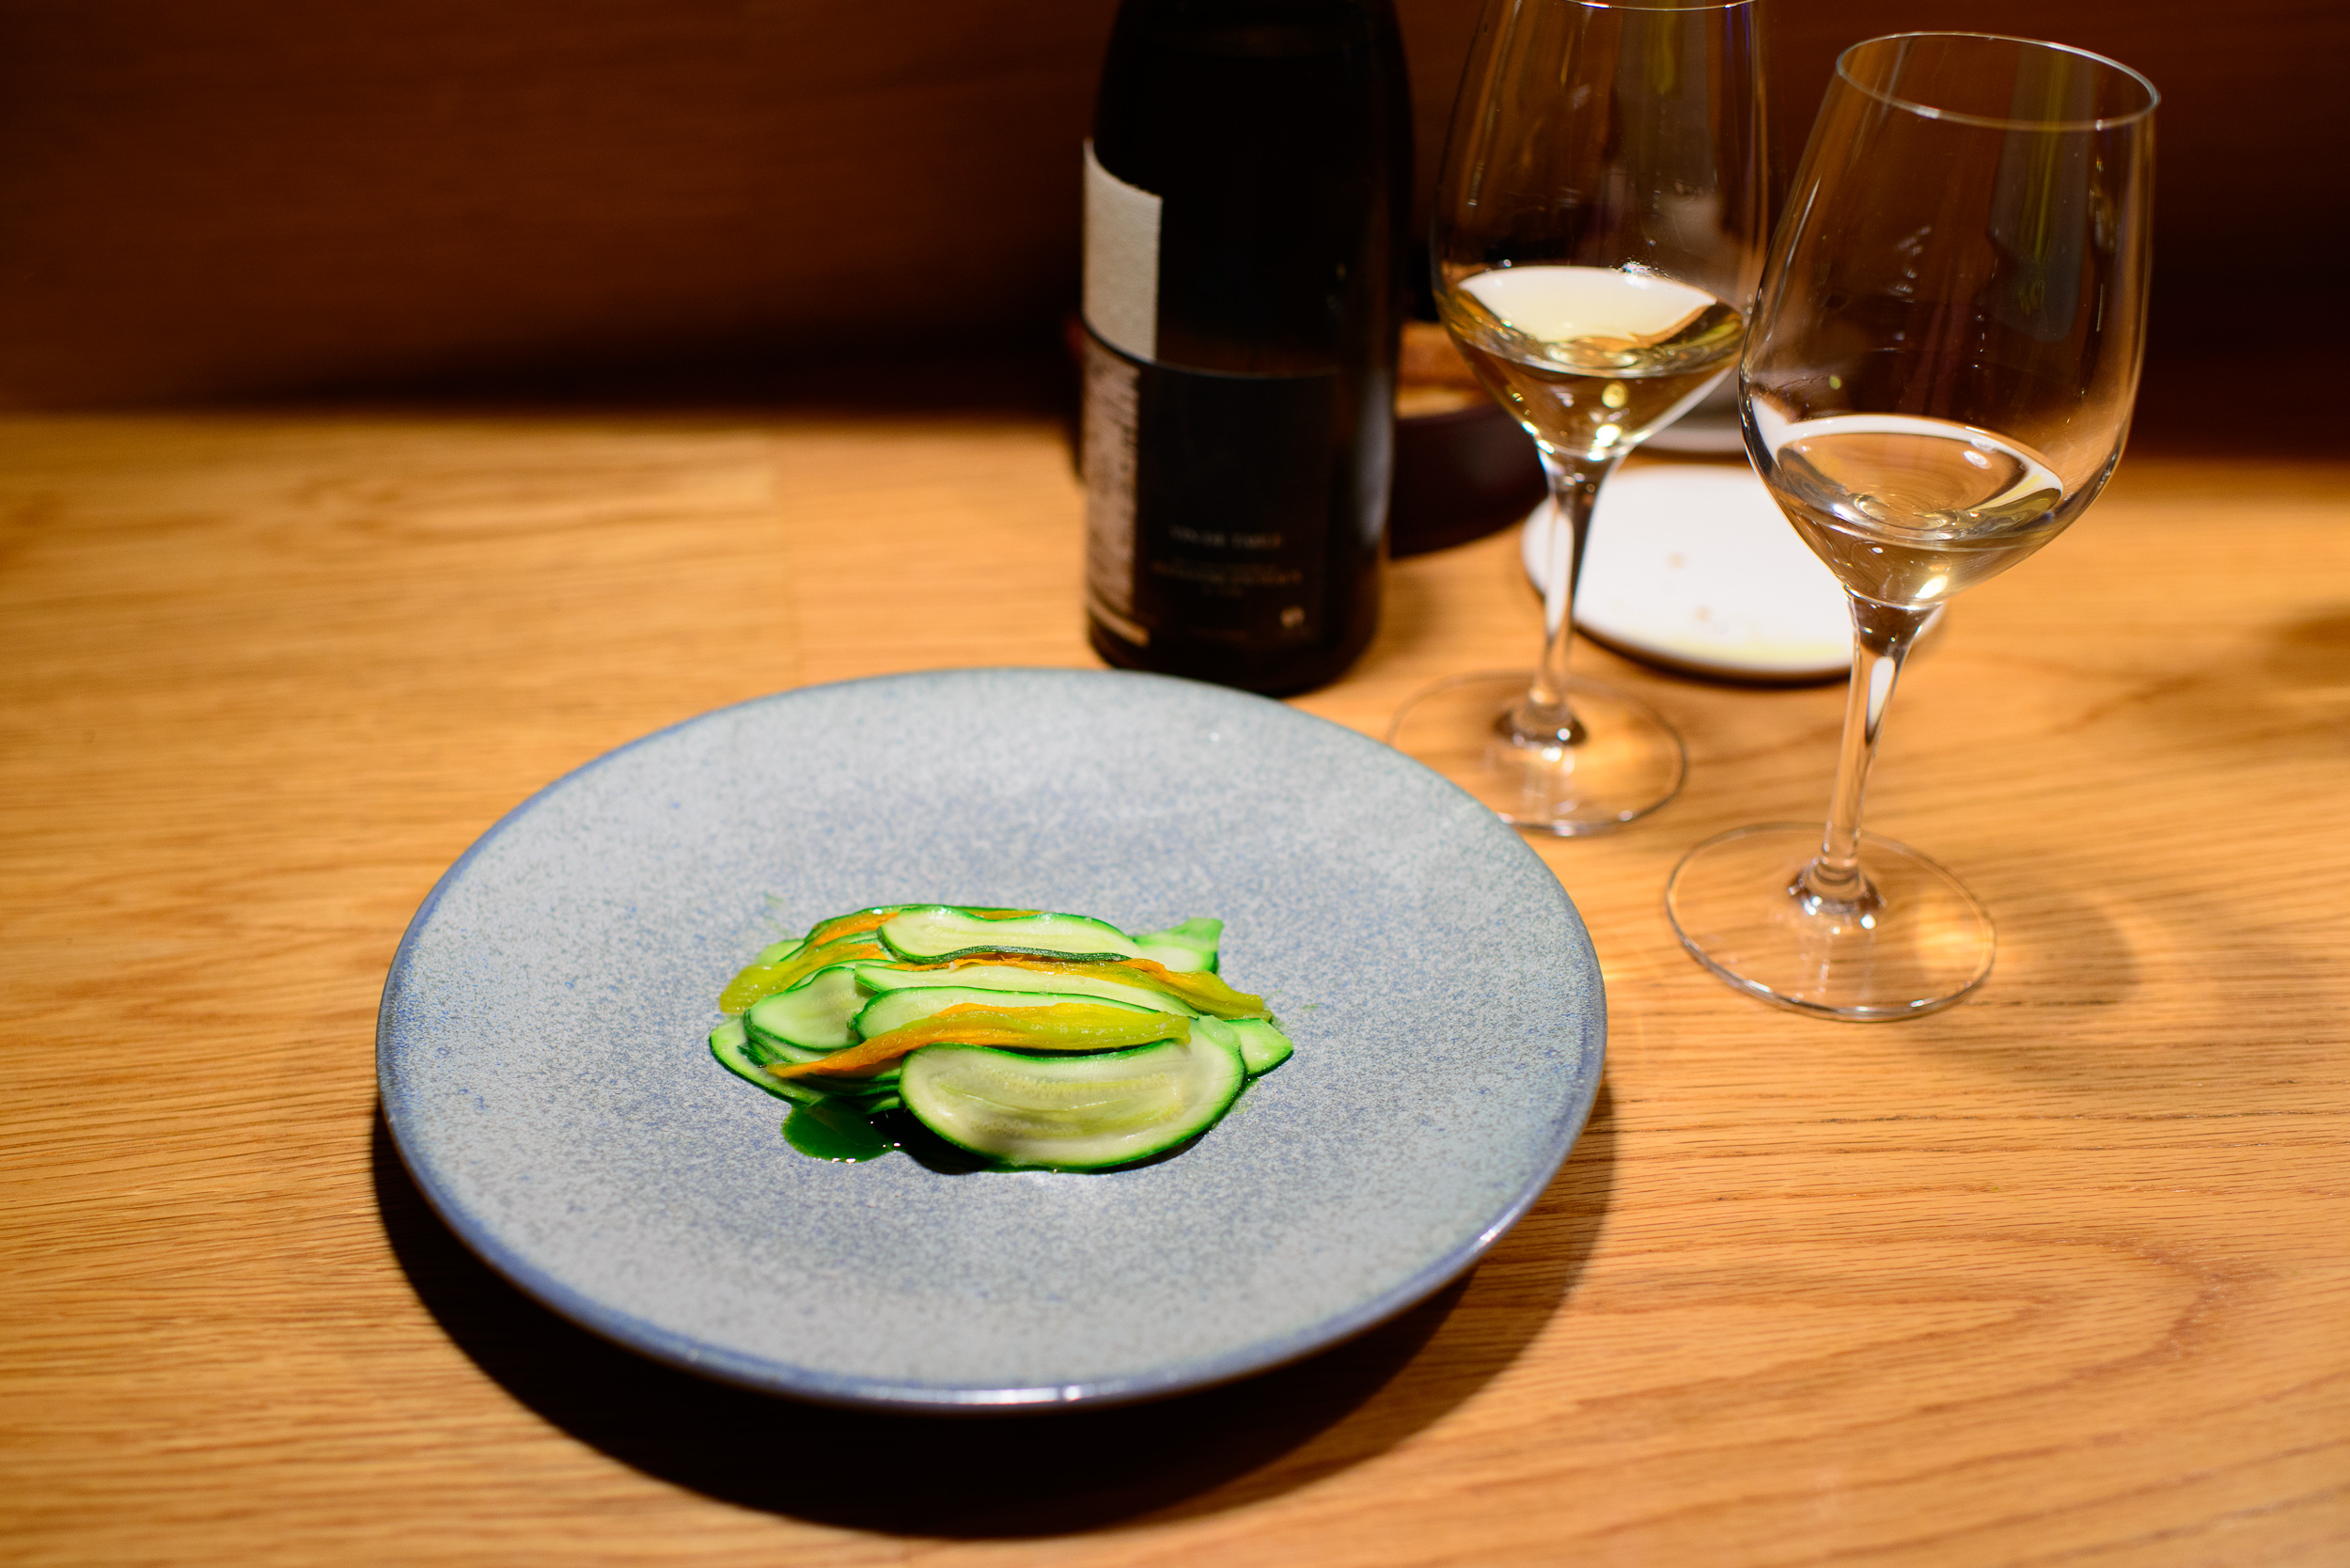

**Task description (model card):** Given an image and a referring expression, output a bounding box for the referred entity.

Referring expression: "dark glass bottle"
[1080,0,1411,696]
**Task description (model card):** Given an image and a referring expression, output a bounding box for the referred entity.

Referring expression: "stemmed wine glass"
[1387,0,1767,835]
[1666,33,2157,1018]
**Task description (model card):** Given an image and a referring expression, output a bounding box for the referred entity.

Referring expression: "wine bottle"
[1080,0,1410,696]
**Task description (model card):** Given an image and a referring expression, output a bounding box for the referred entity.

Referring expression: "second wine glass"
[1666,33,2158,1017]
[1388,0,1767,834]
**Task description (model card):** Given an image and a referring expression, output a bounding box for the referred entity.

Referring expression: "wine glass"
[1666,33,2157,1018]
[1386,0,1767,835]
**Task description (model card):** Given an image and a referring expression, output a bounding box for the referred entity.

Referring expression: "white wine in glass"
[1388,0,1766,835]
[1666,32,2158,1019]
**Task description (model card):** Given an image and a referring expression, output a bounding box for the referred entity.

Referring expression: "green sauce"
[782,1100,895,1162]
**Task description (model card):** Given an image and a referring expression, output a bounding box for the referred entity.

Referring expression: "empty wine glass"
[1666,33,2156,1017]
[1386,0,1767,835]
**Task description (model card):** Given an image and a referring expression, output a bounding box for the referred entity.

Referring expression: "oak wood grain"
[1,411,2345,1566]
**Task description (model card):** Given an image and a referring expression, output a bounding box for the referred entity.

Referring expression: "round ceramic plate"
[1524,463,1855,682]
[379,668,1605,1411]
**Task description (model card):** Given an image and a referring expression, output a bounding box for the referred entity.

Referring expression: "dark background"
[0,0,2340,431]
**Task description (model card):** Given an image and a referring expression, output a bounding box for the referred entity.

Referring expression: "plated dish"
[709,900,1297,1168]
[377,668,1605,1410]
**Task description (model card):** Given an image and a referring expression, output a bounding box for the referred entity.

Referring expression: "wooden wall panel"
[0,0,1115,407]
[0,0,2336,410]
[0,1,770,406]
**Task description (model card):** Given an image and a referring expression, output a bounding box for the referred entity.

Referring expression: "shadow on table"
[2252,608,2350,754]
[372,1083,1616,1536]
[2077,604,2350,765]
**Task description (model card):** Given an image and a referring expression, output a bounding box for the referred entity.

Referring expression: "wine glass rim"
[1835,32,2159,131]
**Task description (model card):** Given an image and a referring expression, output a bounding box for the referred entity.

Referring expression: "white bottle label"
[1081,333,1147,644]
[1083,141,1160,362]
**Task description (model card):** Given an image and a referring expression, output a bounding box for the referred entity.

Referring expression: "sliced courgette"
[866,955,1267,1018]
[1226,1017,1294,1075]
[710,1019,828,1105]
[877,906,1137,965]
[742,960,888,1050]
[1132,917,1223,974]
[776,991,1189,1081]
[739,1023,901,1085]
[723,930,893,1014]
[851,984,1175,1041]
[802,902,1035,949]
[798,905,909,948]
[900,1034,1246,1170]
[876,907,1222,973]
[860,963,1206,1019]
[822,1080,902,1105]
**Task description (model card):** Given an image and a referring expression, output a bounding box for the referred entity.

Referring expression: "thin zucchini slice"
[798,905,909,949]
[1133,917,1223,974]
[739,1023,901,1086]
[876,907,1219,974]
[740,1032,828,1066]
[714,936,806,1013]
[900,1034,1246,1170]
[1188,1014,1238,1051]
[859,961,1203,1017]
[1226,1017,1295,1075]
[864,956,1268,1019]
[743,961,887,1050]
[854,983,1177,1039]
[880,906,1140,965]
[709,1020,828,1105]
[720,930,889,1014]
[776,990,1187,1081]
[800,903,1033,950]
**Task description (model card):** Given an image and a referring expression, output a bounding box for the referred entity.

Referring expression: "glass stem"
[1801,595,1935,913]
[1513,453,1622,745]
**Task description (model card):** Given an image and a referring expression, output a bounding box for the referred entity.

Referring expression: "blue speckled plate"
[378,667,1604,1411]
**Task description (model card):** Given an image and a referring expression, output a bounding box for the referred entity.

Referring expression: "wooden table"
[5,403,2345,1565]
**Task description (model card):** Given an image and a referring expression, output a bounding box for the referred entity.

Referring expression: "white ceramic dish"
[1526,463,1856,682]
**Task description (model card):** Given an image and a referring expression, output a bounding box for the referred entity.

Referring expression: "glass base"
[1665,823,1994,1020]
[1386,671,1686,836]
